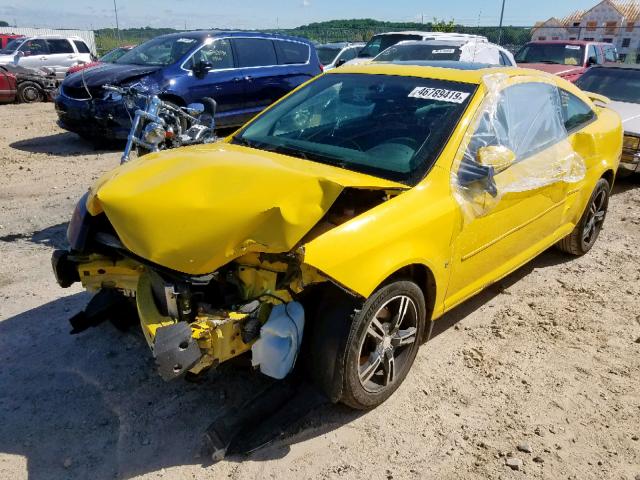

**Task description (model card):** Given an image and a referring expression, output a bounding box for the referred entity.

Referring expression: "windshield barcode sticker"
[565,45,581,50]
[409,87,470,104]
[433,49,456,54]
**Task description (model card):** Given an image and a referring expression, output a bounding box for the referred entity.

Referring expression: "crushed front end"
[52,200,326,381]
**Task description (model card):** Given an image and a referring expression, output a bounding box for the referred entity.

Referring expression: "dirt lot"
[0,102,638,480]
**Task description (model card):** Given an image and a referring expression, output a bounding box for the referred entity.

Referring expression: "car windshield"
[0,38,24,54]
[100,47,130,63]
[115,36,198,66]
[515,43,584,65]
[358,34,423,58]
[317,47,341,65]
[234,73,475,185]
[576,68,640,103]
[375,43,462,62]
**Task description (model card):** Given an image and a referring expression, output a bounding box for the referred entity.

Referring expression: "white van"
[0,35,93,79]
[345,31,489,66]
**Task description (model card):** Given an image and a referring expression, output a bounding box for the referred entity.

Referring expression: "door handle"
[40,56,47,60]
[233,76,252,82]
[67,54,75,58]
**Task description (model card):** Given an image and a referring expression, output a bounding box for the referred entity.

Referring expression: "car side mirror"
[477,145,516,174]
[15,50,25,58]
[458,146,516,198]
[335,58,347,67]
[587,56,597,66]
[193,61,213,78]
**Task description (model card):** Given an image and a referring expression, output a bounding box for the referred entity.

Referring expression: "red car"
[515,40,618,83]
[66,45,135,76]
[0,67,17,103]
[0,34,23,50]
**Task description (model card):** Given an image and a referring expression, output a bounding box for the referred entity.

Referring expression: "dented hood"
[89,142,405,274]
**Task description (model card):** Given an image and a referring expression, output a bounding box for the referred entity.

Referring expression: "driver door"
[183,38,247,128]
[16,39,49,69]
[445,80,577,310]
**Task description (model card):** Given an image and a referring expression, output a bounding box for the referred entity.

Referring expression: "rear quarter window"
[274,41,309,65]
[233,38,278,67]
[73,40,91,54]
[560,89,595,132]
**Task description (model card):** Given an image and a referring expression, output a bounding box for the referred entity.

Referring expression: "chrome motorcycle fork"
[121,96,162,164]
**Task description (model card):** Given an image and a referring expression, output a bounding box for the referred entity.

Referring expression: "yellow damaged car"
[52,63,622,409]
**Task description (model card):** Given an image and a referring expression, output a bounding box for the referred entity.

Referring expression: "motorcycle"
[103,84,217,164]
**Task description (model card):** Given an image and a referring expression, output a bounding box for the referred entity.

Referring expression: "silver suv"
[0,35,93,79]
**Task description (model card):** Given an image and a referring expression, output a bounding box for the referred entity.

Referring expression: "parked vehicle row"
[51,39,627,414]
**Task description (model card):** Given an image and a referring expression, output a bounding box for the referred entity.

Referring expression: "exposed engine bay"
[53,186,397,381]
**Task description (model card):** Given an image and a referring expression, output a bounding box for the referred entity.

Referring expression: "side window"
[274,41,309,65]
[560,89,595,132]
[587,45,598,64]
[233,38,277,68]
[47,39,74,54]
[499,51,512,66]
[188,39,234,70]
[73,40,91,54]
[604,46,617,62]
[18,39,49,56]
[465,82,566,165]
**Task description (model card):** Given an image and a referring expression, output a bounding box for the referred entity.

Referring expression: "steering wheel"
[386,137,420,149]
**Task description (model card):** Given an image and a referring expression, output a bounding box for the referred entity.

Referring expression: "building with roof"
[532,0,640,62]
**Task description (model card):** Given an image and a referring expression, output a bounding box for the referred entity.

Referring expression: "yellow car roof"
[329,63,554,85]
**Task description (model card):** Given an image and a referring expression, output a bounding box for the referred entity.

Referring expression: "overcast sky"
[0,0,600,30]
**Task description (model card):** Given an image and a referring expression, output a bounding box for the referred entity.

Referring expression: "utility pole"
[113,0,121,42]
[497,0,506,45]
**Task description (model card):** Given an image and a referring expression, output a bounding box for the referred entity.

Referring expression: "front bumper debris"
[153,322,202,381]
[51,250,80,288]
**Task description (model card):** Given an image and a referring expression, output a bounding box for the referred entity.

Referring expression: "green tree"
[431,18,456,33]
[0,21,9,27]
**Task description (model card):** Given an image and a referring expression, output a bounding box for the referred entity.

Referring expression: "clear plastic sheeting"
[453,73,586,219]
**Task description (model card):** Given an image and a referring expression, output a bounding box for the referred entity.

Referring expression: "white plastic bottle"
[251,302,305,379]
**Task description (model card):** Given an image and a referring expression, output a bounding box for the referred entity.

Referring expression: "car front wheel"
[310,280,426,410]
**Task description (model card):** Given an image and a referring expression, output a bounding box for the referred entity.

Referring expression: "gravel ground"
[0,103,639,480]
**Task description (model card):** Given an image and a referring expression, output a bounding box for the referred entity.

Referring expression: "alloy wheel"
[582,187,607,247]
[357,295,418,393]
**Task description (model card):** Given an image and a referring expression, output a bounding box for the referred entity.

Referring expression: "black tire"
[309,280,426,410]
[556,178,610,255]
[17,81,43,103]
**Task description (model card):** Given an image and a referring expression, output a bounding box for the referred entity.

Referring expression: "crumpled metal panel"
[89,143,404,275]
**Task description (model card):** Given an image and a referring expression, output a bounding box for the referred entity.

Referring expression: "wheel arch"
[383,263,436,323]
[600,169,615,190]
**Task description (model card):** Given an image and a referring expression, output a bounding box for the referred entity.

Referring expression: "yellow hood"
[89,143,405,274]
